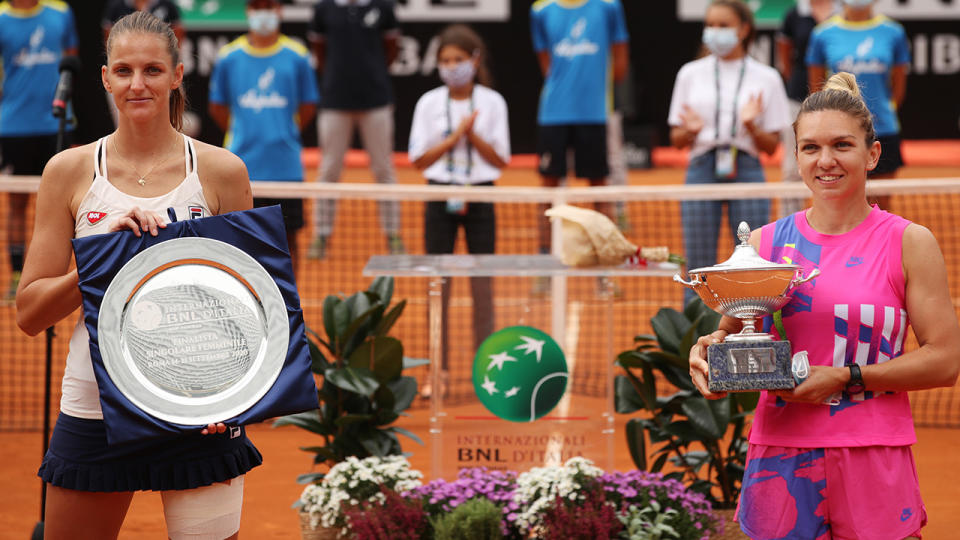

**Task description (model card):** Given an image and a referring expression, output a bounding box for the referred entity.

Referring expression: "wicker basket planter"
[298,512,340,540]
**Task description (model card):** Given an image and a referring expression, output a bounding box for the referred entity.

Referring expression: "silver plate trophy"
[98,237,289,425]
[674,222,819,392]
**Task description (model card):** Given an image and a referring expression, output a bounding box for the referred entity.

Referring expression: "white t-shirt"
[408,84,510,184]
[668,54,791,159]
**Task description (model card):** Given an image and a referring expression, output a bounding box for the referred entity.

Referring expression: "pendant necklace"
[111,135,179,186]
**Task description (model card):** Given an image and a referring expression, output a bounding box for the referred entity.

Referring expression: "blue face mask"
[702,27,740,57]
[248,10,280,36]
[841,0,874,7]
[438,60,476,88]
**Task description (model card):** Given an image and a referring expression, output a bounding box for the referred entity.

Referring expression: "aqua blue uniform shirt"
[530,0,628,125]
[209,36,319,182]
[0,0,78,137]
[807,15,910,137]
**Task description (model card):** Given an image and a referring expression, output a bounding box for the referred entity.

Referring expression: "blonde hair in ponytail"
[106,11,185,131]
[794,71,876,147]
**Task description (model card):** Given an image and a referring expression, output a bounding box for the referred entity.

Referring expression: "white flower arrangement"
[298,455,423,534]
[509,456,604,534]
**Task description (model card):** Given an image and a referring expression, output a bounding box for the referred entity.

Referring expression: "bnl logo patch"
[472,326,567,422]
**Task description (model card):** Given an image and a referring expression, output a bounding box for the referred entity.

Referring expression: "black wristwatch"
[845,365,865,394]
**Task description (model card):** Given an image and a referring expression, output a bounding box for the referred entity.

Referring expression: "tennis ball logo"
[472,326,568,422]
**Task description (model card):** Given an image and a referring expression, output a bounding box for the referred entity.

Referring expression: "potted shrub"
[274,277,428,535]
[614,298,759,517]
[297,455,424,538]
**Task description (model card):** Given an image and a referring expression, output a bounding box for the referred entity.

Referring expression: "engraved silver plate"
[98,237,289,425]
[727,348,776,374]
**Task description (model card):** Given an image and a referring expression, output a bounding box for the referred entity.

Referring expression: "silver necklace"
[111,136,179,186]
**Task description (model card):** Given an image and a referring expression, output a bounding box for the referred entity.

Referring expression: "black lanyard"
[445,88,474,180]
[714,57,747,144]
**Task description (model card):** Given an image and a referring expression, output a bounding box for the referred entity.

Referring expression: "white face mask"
[841,0,874,6]
[438,60,476,88]
[702,27,740,57]
[248,10,280,36]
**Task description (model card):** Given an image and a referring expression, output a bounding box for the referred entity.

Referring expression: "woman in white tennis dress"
[16,12,256,540]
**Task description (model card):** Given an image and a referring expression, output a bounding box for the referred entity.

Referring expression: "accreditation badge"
[715,145,738,179]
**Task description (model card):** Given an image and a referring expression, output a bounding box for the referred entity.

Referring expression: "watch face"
[846,383,865,394]
[846,365,865,395]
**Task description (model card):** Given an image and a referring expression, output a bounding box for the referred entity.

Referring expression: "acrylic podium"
[363,254,678,480]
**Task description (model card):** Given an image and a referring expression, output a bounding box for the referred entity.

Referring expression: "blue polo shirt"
[209,35,319,182]
[530,0,628,125]
[0,0,78,136]
[807,15,910,137]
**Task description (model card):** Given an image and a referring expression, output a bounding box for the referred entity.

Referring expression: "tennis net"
[1,175,959,429]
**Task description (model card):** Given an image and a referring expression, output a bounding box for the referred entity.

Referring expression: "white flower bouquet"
[509,456,605,535]
[297,455,423,534]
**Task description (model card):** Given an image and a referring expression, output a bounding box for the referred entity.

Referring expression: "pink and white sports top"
[62,134,212,419]
[752,206,915,447]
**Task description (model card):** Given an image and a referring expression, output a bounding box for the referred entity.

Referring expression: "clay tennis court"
[2,152,959,538]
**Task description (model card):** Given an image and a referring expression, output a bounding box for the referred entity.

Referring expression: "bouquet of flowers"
[297,455,423,534]
[544,205,685,268]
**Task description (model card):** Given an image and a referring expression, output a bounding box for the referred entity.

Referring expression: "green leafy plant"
[430,497,505,540]
[614,298,759,509]
[617,501,680,540]
[274,277,428,483]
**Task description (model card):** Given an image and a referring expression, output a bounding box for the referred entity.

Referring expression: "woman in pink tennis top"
[689,71,960,540]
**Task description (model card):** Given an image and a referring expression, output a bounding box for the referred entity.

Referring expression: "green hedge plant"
[430,497,504,540]
[614,298,759,509]
[274,277,428,483]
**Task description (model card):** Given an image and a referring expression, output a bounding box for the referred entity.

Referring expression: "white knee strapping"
[162,476,244,540]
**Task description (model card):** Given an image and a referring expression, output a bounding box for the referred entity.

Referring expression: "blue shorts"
[38,413,262,492]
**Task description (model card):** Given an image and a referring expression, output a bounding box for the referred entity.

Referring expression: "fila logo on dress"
[86,211,107,225]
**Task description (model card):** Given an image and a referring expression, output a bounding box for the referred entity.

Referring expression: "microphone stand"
[32,97,68,540]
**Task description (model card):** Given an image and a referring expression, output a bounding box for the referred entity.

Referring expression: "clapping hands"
[740,93,764,130]
[678,105,704,135]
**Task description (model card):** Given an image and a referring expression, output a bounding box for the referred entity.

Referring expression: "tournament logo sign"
[472,326,567,422]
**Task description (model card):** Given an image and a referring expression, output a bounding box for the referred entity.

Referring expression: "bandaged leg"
[161,476,244,540]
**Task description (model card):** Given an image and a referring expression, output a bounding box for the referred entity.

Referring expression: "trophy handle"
[672,274,701,288]
[791,268,820,287]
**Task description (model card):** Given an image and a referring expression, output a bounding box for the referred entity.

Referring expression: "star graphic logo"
[514,335,545,362]
[481,375,498,395]
[472,326,568,422]
[487,351,517,371]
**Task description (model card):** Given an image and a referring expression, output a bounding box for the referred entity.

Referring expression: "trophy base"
[707,340,796,392]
